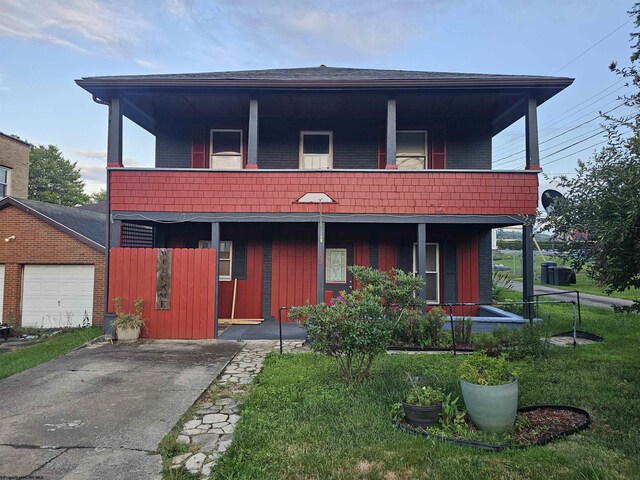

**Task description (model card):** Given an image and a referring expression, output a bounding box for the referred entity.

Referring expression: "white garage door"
[22,265,94,328]
[0,265,5,323]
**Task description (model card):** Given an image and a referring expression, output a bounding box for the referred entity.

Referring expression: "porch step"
[219,319,264,325]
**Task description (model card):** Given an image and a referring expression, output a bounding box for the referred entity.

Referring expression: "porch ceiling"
[117,89,539,136]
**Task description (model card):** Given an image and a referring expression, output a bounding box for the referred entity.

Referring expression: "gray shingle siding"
[155,121,191,168]
[153,116,493,170]
[446,119,492,169]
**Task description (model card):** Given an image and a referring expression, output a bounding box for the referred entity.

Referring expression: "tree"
[89,189,107,204]
[545,4,640,301]
[29,145,89,206]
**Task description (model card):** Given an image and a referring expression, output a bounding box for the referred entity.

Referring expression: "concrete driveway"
[0,339,242,479]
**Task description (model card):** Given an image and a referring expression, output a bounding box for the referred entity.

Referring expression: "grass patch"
[0,327,101,380]
[159,402,201,480]
[213,305,640,479]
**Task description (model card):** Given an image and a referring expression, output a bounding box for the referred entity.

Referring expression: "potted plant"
[458,353,519,433]
[113,297,146,342]
[402,384,445,427]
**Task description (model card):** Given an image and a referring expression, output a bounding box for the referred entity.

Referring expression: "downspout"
[92,94,114,335]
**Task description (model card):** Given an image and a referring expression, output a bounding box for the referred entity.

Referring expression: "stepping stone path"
[170,340,307,477]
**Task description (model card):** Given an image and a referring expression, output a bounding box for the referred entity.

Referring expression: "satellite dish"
[541,189,563,214]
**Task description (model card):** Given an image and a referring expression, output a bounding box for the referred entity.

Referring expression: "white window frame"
[299,131,333,169]
[412,242,440,304]
[209,129,243,169]
[396,130,428,170]
[199,240,233,281]
[0,166,10,198]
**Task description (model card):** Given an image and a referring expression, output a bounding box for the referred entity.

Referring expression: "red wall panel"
[218,241,264,319]
[110,170,539,216]
[270,233,317,320]
[109,248,216,339]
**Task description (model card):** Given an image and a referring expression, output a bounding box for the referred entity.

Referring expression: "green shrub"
[290,285,391,382]
[471,332,502,357]
[492,271,514,302]
[405,385,445,406]
[458,353,518,386]
[453,317,473,345]
[508,321,550,360]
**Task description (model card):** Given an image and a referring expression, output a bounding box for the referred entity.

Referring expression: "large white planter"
[117,326,141,342]
[460,379,518,433]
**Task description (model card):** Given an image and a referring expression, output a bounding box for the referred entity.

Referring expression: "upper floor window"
[300,131,332,169]
[397,131,427,170]
[0,166,9,197]
[210,130,243,169]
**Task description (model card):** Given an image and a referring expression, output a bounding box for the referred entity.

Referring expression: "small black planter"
[402,402,442,427]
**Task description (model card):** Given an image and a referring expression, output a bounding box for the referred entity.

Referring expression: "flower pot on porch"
[402,402,442,427]
[460,379,518,433]
[117,326,141,342]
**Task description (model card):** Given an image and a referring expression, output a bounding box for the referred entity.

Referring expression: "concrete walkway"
[511,280,634,309]
[219,320,307,340]
[0,339,242,479]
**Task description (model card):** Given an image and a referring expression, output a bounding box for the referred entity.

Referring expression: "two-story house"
[77,66,572,339]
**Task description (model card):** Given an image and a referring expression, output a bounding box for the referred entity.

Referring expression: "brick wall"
[0,206,105,325]
[110,170,539,216]
[0,134,30,198]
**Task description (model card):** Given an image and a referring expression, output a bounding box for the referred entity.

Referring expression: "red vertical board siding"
[217,241,264,319]
[378,240,398,272]
[270,234,316,320]
[192,127,207,168]
[109,248,216,339]
[430,126,446,169]
[456,234,480,316]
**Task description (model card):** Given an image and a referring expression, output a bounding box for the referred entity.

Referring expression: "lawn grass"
[213,305,640,479]
[493,252,640,301]
[0,327,101,380]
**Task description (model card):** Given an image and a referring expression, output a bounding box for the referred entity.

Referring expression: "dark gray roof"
[76,201,107,214]
[0,197,105,251]
[77,65,573,89]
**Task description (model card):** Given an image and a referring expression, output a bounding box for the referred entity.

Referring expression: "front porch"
[108,218,534,339]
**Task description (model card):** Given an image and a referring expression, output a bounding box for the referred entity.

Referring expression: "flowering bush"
[290,285,390,382]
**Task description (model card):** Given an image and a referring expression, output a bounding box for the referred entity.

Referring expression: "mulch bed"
[399,405,590,451]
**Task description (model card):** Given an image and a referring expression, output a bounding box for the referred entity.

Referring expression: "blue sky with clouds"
[0,0,635,193]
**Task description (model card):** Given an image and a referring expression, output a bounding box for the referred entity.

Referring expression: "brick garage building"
[0,197,105,328]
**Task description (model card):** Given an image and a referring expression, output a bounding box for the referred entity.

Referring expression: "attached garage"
[0,197,105,328]
[22,265,95,328]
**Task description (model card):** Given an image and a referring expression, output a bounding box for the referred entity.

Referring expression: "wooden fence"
[108,248,216,339]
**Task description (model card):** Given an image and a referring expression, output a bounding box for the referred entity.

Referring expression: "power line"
[542,139,609,166]
[492,101,627,166]
[552,18,633,74]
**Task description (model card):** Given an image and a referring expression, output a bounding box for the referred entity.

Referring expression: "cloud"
[75,149,106,160]
[167,0,441,61]
[136,58,162,69]
[0,0,147,54]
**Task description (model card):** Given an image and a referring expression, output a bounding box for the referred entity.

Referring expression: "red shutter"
[192,127,207,168]
[378,128,387,169]
[430,126,446,169]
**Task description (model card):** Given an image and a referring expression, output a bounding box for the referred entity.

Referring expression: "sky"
[0,0,636,195]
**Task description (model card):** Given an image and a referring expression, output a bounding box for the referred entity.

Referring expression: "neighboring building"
[0,132,30,199]
[77,66,572,338]
[0,197,106,328]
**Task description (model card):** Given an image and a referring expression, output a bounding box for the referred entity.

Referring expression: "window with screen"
[210,130,243,169]
[300,132,332,169]
[396,131,427,170]
[0,167,9,197]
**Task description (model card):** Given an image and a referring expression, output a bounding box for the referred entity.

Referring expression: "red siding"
[192,127,207,169]
[456,233,480,316]
[218,240,263,319]
[109,248,216,339]
[270,233,316,319]
[430,126,446,169]
[110,170,539,216]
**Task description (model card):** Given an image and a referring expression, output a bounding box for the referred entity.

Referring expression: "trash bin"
[547,266,558,286]
[555,267,573,286]
[540,261,557,285]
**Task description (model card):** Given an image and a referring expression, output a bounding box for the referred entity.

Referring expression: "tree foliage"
[29,145,89,206]
[545,4,640,298]
[89,189,107,204]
